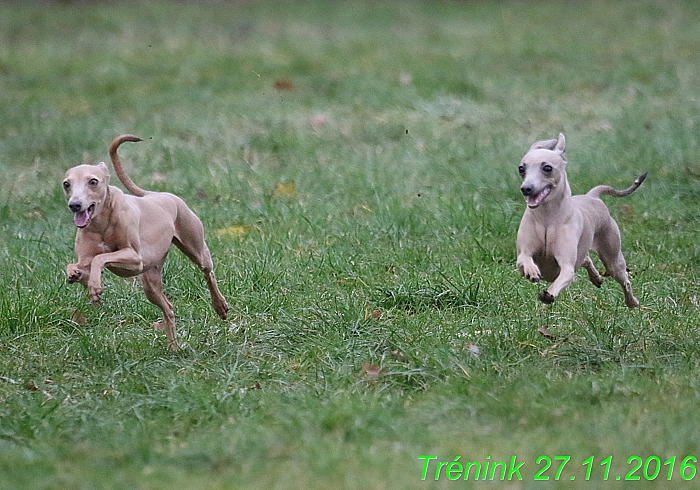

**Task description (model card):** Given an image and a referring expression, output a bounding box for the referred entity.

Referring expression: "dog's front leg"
[67,262,90,286]
[517,253,541,283]
[540,265,576,303]
[516,219,543,283]
[540,247,578,304]
[88,249,144,305]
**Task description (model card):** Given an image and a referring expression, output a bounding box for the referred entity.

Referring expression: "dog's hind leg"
[595,222,639,308]
[172,212,229,320]
[582,255,603,288]
[174,240,229,320]
[141,267,179,351]
[195,243,229,320]
[600,250,639,308]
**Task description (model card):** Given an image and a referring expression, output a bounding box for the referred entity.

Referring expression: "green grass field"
[1,1,700,488]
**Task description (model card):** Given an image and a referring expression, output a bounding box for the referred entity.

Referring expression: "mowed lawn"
[1,1,700,488]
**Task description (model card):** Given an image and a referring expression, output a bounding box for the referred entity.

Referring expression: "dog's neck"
[532,178,574,222]
[83,186,116,235]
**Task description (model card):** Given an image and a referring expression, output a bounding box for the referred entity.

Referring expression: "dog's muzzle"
[69,200,96,228]
[521,185,551,208]
[520,185,534,197]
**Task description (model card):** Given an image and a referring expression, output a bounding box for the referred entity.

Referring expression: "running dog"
[63,135,229,350]
[516,133,645,307]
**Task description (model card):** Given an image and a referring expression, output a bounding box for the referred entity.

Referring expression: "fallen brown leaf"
[618,204,634,217]
[390,350,407,363]
[24,381,38,391]
[360,362,382,380]
[273,79,295,90]
[70,309,87,326]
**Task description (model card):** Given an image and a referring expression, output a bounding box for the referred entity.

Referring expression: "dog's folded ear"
[554,133,566,158]
[528,138,558,152]
[527,134,567,162]
[97,162,111,183]
[554,133,566,153]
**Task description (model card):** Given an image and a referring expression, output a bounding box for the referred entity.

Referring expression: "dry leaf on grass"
[360,362,382,380]
[70,309,87,325]
[216,225,253,238]
[272,180,297,198]
[537,325,555,340]
[273,79,295,90]
[24,381,38,391]
[24,210,44,219]
[390,350,407,363]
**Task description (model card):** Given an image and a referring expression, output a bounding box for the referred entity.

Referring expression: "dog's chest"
[98,241,114,254]
[533,252,561,282]
[532,228,562,282]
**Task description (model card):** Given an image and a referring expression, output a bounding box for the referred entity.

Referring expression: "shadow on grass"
[378,273,480,313]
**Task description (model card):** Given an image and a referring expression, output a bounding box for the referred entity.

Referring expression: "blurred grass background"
[1,1,700,488]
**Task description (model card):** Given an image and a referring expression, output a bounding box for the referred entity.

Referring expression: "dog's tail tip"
[120,134,143,143]
[109,134,143,152]
[108,135,143,159]
[637,172,648,183]
[109,134,148,197]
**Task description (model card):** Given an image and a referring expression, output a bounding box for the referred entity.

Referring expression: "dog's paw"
[539,290,555,304]
[522,267,541,283]
[88,284,103,306]
[214,300,229,320]
[625,296,640,308]
[67,267,83,284]
[517,258,541,283]
[526,273,541,283]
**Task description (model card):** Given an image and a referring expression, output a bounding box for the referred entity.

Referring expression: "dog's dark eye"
[518,165,525,175]
[542,164,553,173]
[63,181,71,190]
[88,178,99,186]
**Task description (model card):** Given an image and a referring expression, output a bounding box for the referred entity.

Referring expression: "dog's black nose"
[68,201,82,213]
[520,185,533,196]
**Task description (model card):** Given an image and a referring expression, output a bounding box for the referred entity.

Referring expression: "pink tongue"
[528,187,550,206]
[74,211,90,227]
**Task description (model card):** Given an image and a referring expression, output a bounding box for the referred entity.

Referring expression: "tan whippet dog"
[516,133,646,307]
[63,135,229,350]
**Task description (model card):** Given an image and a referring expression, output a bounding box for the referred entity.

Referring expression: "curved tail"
[109,135,146,197]
[586,172,647,199]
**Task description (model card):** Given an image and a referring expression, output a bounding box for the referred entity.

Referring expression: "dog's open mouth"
[73,204,95,228]
[527,186,551,208]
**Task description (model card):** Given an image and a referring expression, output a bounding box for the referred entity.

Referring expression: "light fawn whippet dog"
[516,133,646,307]
[63,135,229,351]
